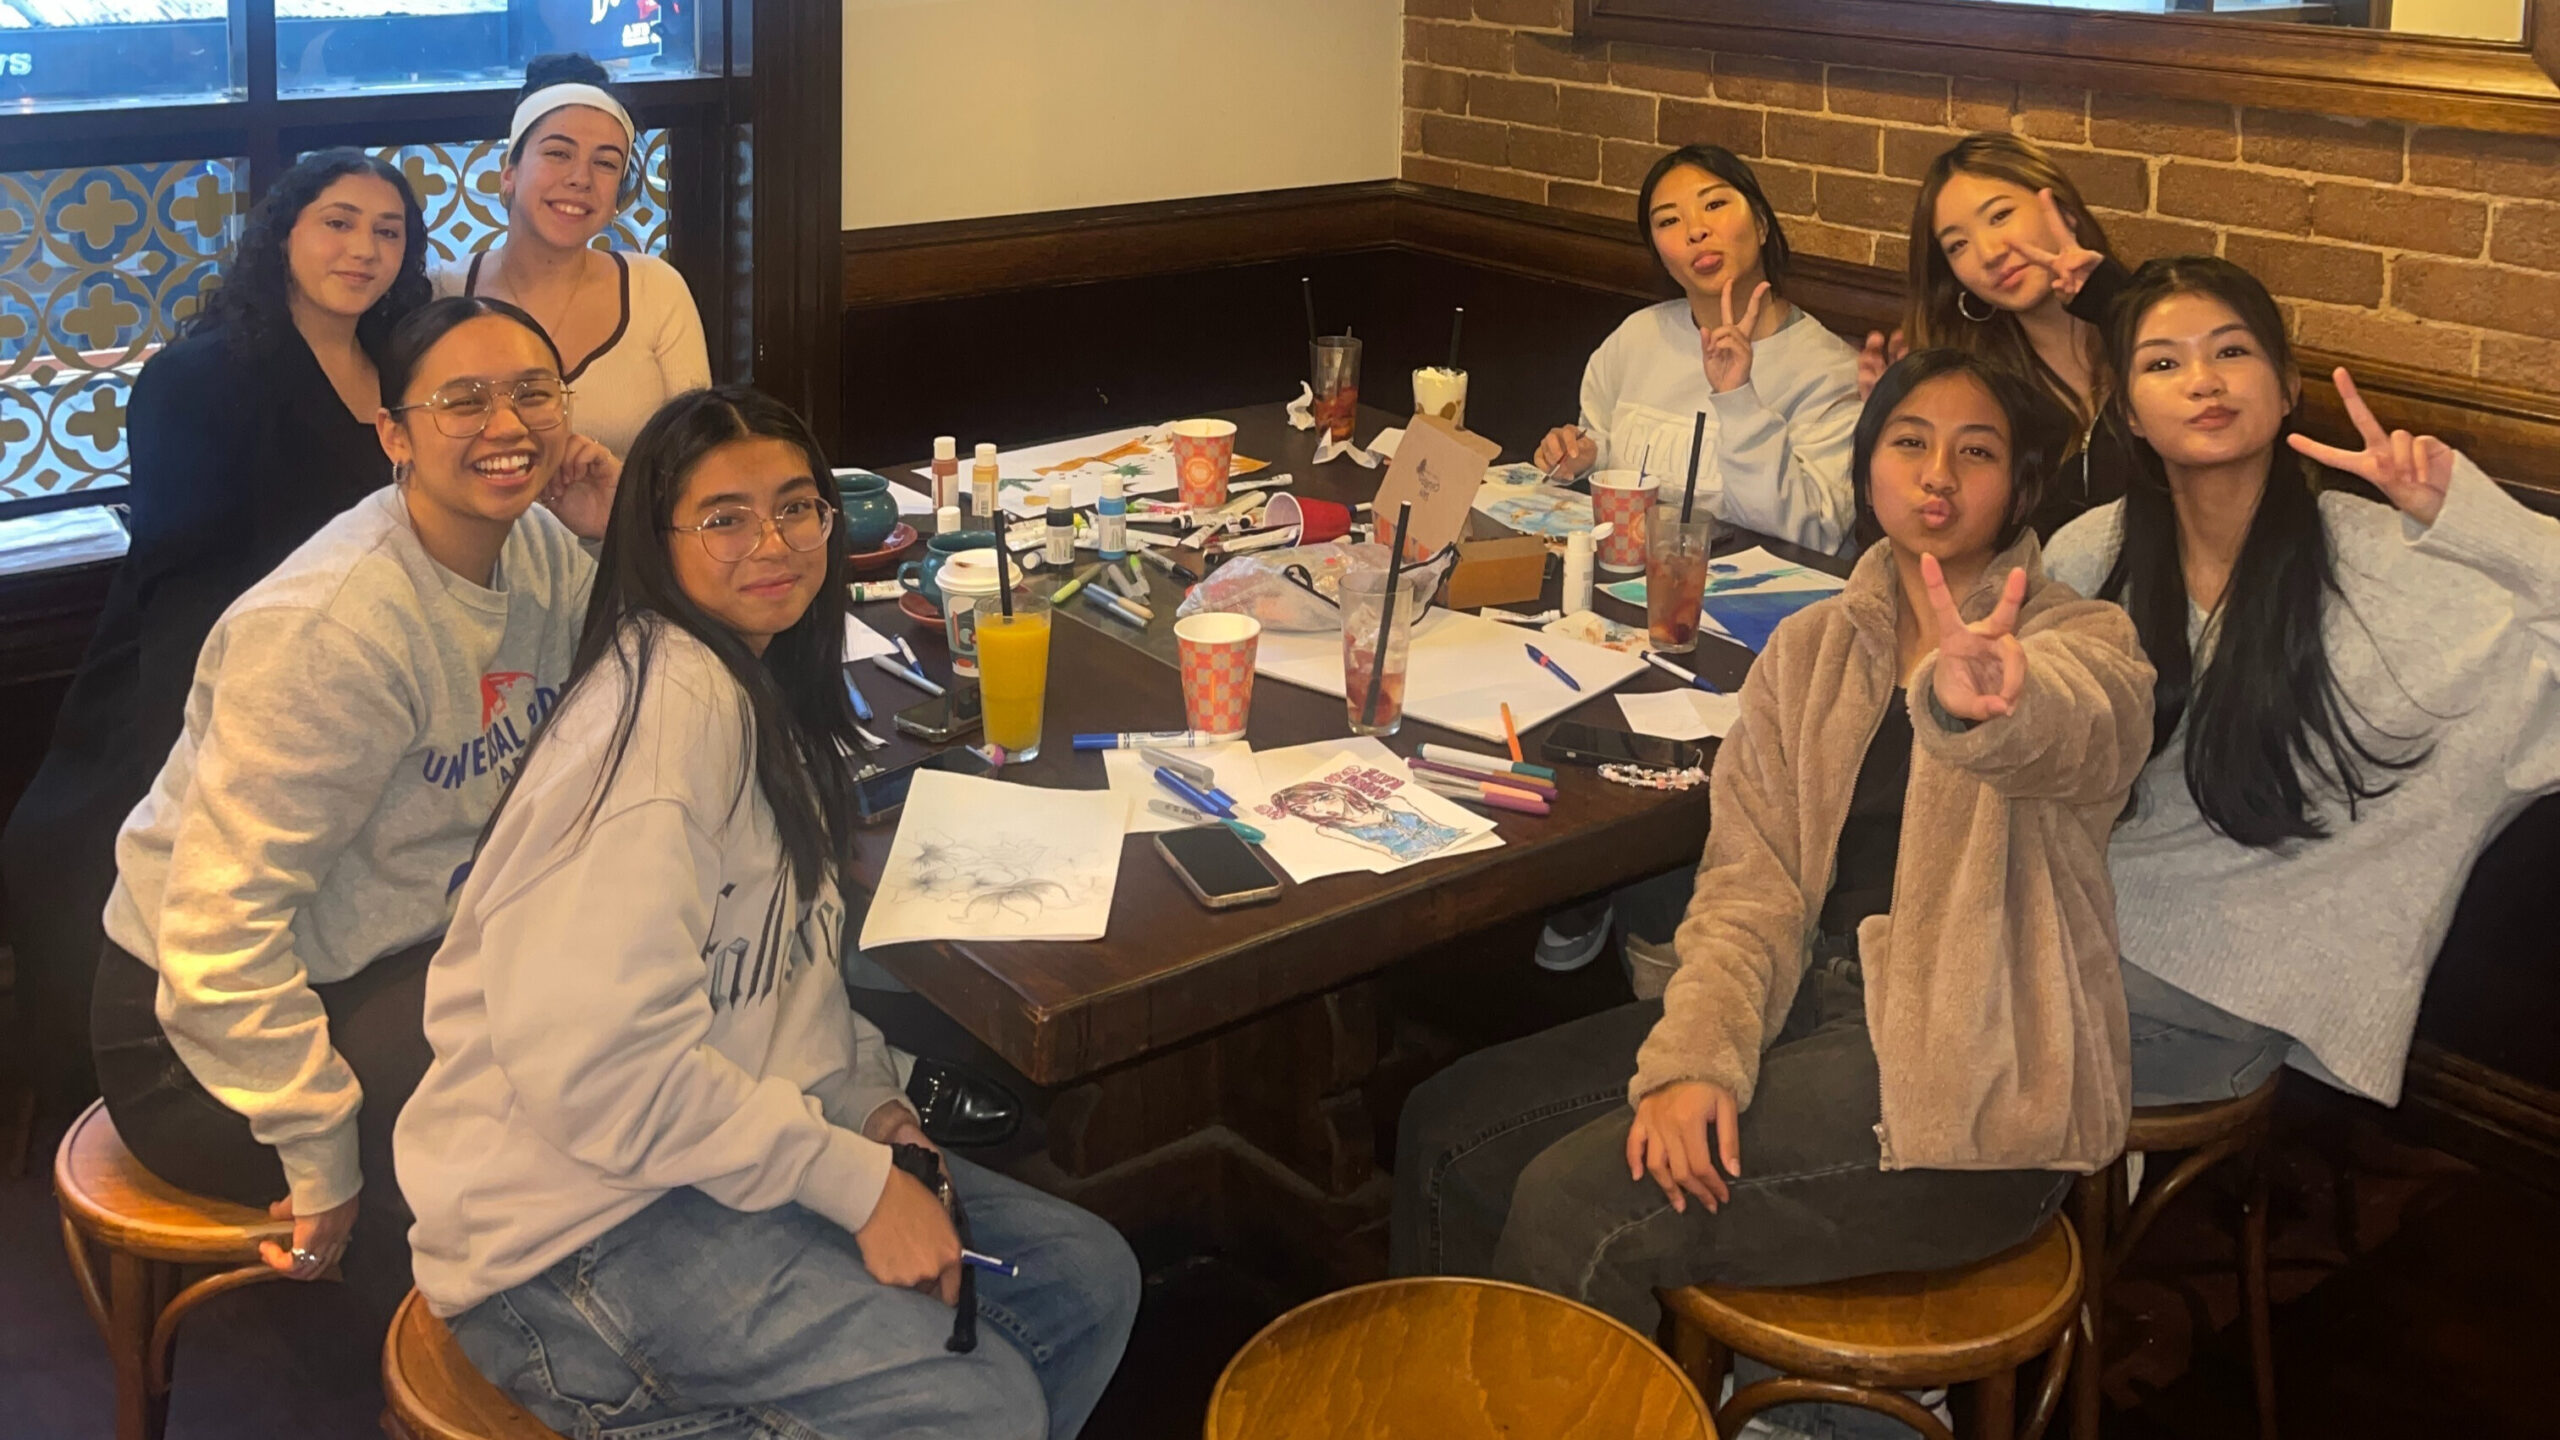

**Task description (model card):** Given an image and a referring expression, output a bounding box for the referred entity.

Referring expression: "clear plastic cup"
[1340,569,1435,737]
[1645,501,1717,654]
[974,592,1052,761]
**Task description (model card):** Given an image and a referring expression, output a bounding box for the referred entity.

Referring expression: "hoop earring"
[1957,291,1995,323]
[392,459,411,487]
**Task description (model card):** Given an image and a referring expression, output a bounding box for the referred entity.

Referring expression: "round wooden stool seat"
[1206,1276,1717,1440]
[53,1099,298,1440]
[382,1289,567,1440]
[1661,1216,2082,1440]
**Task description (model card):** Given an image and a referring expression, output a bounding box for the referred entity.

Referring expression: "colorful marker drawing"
[1473,483,1595,538]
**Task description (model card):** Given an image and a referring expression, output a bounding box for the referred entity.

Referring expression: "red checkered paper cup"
[1169,418,1237,509]
[1588,469,1659,574]
[1175,612,1261,740]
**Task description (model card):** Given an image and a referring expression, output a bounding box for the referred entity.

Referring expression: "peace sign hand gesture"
[2010,189,2105,304]
[1703,276,1771,395]
[2286,366,2456,526]
[1924,554,2029,723]
[1857,327,1909,401]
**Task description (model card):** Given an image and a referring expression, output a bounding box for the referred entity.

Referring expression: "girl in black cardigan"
[2,149,431,1114]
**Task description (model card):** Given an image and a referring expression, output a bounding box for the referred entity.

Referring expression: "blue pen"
[961,1249,1019,1278]
[841,670,874,722]
[1642,651,1720,693]
[1156,767,1232,817]
[1523,642,1583,692]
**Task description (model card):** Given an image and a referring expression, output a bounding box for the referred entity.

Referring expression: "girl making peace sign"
[2046,256,2560,1111]
[1395,351,2155,1337]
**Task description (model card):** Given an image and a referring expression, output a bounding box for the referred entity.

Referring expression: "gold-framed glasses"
[390,378,571,438]
[668,496,836,563]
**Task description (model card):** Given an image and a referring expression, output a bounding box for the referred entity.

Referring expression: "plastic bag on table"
[1174,540,1456,632]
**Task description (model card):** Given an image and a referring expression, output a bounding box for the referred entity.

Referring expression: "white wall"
[842,0,1403,230]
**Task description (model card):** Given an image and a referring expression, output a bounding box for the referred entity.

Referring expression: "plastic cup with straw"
[1346,501,1417,735]
[1646,410,1717,655]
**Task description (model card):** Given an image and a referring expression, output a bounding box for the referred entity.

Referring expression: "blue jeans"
[448,1156,1140,1440]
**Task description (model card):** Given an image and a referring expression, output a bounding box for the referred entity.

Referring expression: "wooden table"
[850,401,1839,1262]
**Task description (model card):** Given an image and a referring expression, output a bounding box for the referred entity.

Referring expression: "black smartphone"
[1154,826,1285,909]
[892,686,982,743]
[854,747,995,827]
[1542,721,1702,770]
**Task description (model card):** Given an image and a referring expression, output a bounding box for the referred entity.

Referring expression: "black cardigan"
[2028,256,2145,542]
[1,324,386,1104]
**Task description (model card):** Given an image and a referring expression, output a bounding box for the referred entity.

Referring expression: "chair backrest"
[1205,1275,1717,1440]
[382,1290,567,1440]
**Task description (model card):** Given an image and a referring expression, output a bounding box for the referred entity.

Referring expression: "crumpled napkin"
[1285,382,1385,468]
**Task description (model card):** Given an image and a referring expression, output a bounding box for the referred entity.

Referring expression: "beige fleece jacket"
[1630,533,2155,1173]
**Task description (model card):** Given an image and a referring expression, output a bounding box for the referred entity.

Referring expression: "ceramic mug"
[898,530,996,611]
[834,471,902,552]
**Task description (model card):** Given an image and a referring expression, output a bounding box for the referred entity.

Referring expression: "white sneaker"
[1534,906,1613,972]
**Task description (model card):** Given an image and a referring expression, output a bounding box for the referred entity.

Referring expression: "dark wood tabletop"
[847,401,1844,1086]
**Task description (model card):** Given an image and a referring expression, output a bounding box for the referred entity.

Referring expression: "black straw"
[1681,410,1706,524]
[1301,277,1319,347]
[992,521,1015,619]
[1363,502,1415,728]
[1447,307,1465,372]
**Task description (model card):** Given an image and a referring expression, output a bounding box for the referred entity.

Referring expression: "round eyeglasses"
[667,497,836,563]
[389,378,571,439]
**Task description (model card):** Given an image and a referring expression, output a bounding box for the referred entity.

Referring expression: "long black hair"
[517,385,859,894]
[2100,255,2426,846]
[189,148,432,362]
[1634,145,1793,292]
[1850,348,2070,554]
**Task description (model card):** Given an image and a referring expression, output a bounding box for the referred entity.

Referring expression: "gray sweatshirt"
[398,621,911,1316]
[103,487,593,1212]
[2046,458,2560,1103]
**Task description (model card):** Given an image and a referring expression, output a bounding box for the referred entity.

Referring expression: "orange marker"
[1500,703,1523,764]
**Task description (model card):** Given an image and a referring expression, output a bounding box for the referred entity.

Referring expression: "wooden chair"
[382,1289,567,1440]
[1205,1275,1718,1440]
[52,1098,297,1440]
[2070,1073,2282,1440]
[1660,1214,2082,1440]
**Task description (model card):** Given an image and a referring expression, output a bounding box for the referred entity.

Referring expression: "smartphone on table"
[854,747,996,827]
[1154,825,1284,909]
[1541,721,1702,770]
[892,684,983,743]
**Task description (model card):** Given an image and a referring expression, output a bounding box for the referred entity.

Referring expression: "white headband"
[507,82,636,157]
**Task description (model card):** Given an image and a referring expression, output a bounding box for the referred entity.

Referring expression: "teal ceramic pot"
[834,471,902,551]
[897,530,996,610]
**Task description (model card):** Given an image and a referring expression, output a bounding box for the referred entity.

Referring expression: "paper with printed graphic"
[1597,546,1843,652]
[859,772,1124,945]
[911,425,1268,520]
[1235,747,1499,883]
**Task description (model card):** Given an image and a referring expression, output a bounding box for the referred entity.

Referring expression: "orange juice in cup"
[975,592,1053,761]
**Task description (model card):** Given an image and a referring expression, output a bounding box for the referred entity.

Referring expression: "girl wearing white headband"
[435,52,710,460]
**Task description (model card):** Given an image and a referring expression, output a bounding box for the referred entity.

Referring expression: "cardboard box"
[1440,535,1550,610]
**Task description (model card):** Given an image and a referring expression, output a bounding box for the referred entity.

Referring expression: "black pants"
[90,937,436,1322]
[1390,963,2069,1332]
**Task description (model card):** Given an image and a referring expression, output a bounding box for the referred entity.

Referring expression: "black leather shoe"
[906,1056,1022,1148]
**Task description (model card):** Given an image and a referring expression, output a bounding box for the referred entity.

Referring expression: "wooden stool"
[2070,1073,2281,1440]
[1206,1275,1717,1440]
[52,1098,296,1440]
[381,1289,566,1440]
[1660,1214,2082,1440]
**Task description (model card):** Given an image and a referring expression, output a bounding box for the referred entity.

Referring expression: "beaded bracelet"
[1598,762,1708,791]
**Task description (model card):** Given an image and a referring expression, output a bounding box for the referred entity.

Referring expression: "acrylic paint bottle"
[1097,475,1128,562]
[1046,480,1076,566]
[934,503,962,538]
[930,436,959,512]
[1563,528,1595,615]
[970,443,1000,530]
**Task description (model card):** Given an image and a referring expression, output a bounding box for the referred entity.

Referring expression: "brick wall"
[1402,0,2560,389]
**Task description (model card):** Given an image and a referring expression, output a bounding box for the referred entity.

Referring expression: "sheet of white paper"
[1232,747,1499,883]
[842,614,900,664]
[1367,426,1403,458]
[838,468,934,516]
[1252,609,1649,743]
[0,504,129,577]
[1618,688,1743,742]
[1102,744,1266,833]
[858,772,1125,946]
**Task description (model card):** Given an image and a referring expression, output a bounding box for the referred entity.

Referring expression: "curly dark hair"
[187,148,432,363]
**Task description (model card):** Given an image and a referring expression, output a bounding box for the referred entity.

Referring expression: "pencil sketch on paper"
[893,833,1104,923]
[856,769,1125,946]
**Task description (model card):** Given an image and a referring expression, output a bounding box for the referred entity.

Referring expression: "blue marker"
[1155,767,1232,817]
[1642,652,1720,693]
[841,670,874,722]
[961,1249,1019,1278]
[1082,588,1150,629]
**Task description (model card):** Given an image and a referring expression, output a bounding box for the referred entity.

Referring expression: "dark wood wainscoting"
[840,177,2560,1191]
